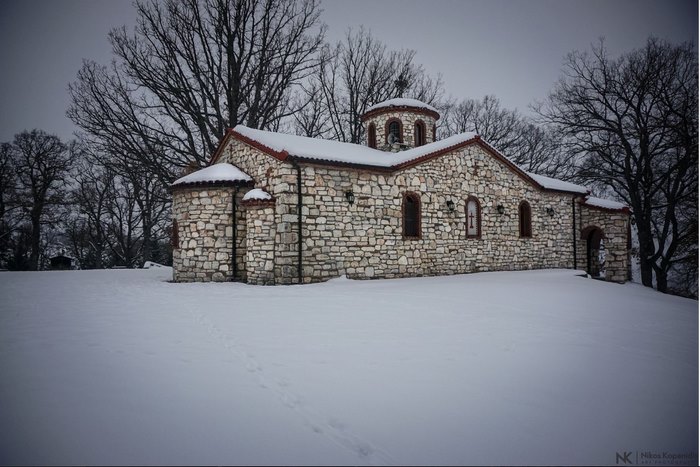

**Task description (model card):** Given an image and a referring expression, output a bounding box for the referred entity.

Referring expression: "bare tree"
[514,123,573,178]
[68,0,326,183]
[127,164,170,265]
[1,142,35,270]
[440,96,521,146]
[68,152,117,269]
[9,131,73,270]
[64,215,92,269]
[0,143,20,268]
[440,95,573,178]
[539,38,698,294]
[299,28,444,143]
[66,139,171,268]
[291,78,332,138]
[106,176,142,268]
[0,144,12,222]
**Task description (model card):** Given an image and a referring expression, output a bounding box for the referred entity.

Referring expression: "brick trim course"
[360,105,440,122]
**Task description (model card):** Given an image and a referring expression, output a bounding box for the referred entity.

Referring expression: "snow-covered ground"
[0,268,697,465]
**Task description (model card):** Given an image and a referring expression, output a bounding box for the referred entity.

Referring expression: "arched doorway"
[581,226,605,278]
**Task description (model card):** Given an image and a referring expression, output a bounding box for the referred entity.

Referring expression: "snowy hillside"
[0,268,697,465]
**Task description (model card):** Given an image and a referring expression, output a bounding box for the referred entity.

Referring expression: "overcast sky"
[0,0,696,143]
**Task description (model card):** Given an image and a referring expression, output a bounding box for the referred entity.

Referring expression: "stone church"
[171,98,630,285]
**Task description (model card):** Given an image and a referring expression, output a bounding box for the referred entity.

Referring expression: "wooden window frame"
[385,118,403,144]
[171,219,179,248]
[368,123,377,149]
[414,120,426,147]
[519,200,532,238]
[402,192,421,239]
[465,196,481,238]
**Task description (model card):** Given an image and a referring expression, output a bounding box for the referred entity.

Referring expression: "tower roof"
[171,162,253,188]
[361,98,440,121]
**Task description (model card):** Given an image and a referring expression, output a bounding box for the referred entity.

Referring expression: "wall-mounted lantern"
[345,191,355,205]
[446,200,455,212]
[546,207,555,217]
[497,204,505,215]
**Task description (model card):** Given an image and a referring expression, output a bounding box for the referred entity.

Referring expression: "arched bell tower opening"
[360,98,439,152]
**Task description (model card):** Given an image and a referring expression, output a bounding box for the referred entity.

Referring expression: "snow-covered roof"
[234,125,477,168]
[226,126,592,195]
[172,163,252,187]
[526,172,589,194]
[242,188,272,201]
[365,98,438,114]
[584,196,628,211]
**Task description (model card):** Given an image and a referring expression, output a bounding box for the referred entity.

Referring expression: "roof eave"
[471,137,554,193]
[220,129,587,196]
[540,187,590,196]
[581,202,630,213]
[360,106,440,122]
[286,155,394,173]
[229,128,290,162]
[170,179,254,192]
[209,128,236,164]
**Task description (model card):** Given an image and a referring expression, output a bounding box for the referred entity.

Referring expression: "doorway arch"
[581,225,605,278]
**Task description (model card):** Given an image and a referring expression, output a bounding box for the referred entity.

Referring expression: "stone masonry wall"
[577,204,630,283]
[221,138,285,191]
[203,135,629,286]
[244,202,277,285]
[172,186,247,282]
[219,138,301,283]
[220,137,582,284]
[289,146,576,283]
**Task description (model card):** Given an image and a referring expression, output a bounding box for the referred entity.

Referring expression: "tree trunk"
[639,257,654,288]
[29,209,42,271]
[95,235,104,269]
[636,225,655,288]
[655,268,668,293]
[142,223,152,265]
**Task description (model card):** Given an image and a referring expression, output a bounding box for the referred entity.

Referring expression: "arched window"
[465,196,481,238]
[414,120,425,147]
[171,219,179,248]
[386,119,402,144]
[368,123,377,149]
[403,192,421,238]
[581,225,605,277]
[519,201,532,238]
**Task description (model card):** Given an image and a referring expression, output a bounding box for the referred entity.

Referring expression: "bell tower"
[360,98,440,152]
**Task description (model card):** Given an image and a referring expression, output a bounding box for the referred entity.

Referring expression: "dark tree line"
[0,131,72,270]
[539,38,697,296]
[0,131,171,271]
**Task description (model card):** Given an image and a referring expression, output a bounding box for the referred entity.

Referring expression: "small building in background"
[50,255,73,270]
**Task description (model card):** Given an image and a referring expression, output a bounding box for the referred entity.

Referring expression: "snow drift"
[0,268,696,465]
